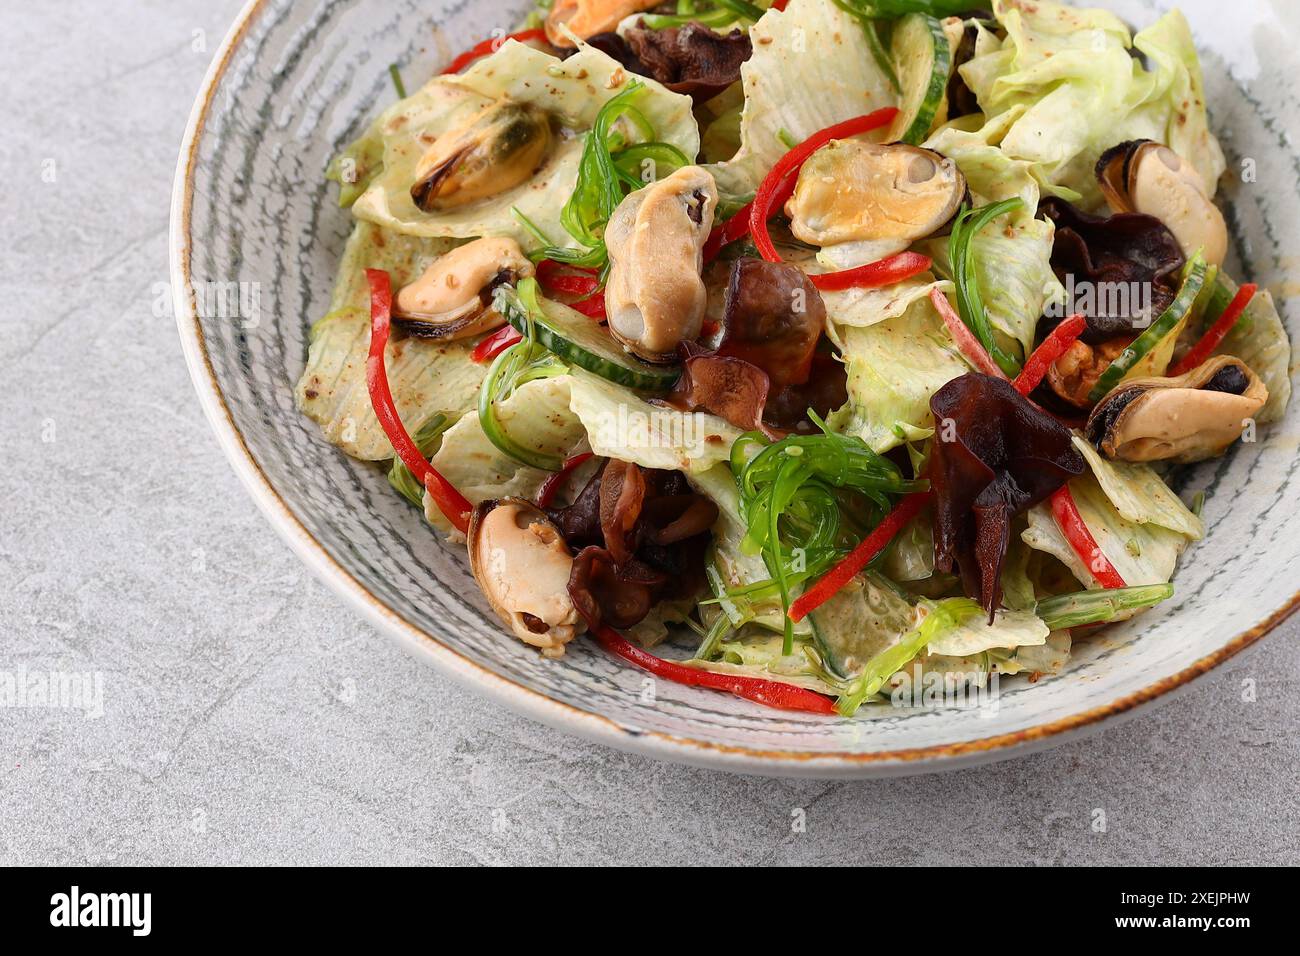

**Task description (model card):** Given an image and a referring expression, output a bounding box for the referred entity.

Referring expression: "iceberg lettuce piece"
[1130,10,1226,200]
[328,121,386,208]
[998,533,1038,612]
[1073,437,1204,540]
[925,109,1048,213]
[921,119,1067,359]
[1208,277,1292,424]
[353,39,699,247]
[925,605,1048,658]
[837,294,968,453]
[1002,630,1071,675]
[567,371,741,474]
[883,509,936,584]
[707,0,897,202]
[954,2,1225,210]
[1021,473,1190,589]
[295,223,484,461]
[923,212,1062,361]
[821,273,952,344]
[423,375,587,532]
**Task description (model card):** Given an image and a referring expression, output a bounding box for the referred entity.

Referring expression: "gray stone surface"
[1,0,1295,867]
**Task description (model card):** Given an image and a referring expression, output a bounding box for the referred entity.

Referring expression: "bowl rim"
[170,0,1300,777]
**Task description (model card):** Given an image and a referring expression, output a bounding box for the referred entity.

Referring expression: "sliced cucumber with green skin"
[503,294,680,393]
[890,13,952,146]
[1087,255,1209,402]
[809,573,917,681]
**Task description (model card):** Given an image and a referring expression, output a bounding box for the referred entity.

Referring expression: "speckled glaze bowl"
[172,0,1299,777]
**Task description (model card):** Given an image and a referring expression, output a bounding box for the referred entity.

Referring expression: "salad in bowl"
[294,0,1291,718]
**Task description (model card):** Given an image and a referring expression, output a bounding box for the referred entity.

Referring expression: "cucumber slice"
[890,13,953,146]
[809,573,917,680]
[1087,255,1209,402]
[502,293,679,393]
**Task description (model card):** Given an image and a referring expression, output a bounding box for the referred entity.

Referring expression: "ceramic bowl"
[172,0,1299,777]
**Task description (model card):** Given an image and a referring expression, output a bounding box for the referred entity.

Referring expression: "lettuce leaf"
[1130,10,1226,200]
[295,223,484,461]
[1206,277,1292,424]
[820,273,952,345]
[923,213,1062,361]
[567,371,741,474]
[423,375,587,532]
[353,39,698,247]
[706,0,896,202]
[1006,629,1071,675]
[836,293,968,453]
[925,605,1048,657]
[925,110,1049,212]
[955,2,1225,210]
[1073,436,1204,540]
[1021,473,1190,589]
[883,509,936,584]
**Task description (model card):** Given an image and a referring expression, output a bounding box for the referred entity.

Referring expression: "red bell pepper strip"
[539,273,600,296]
[441,28,548,75]
[365,269,474,533]
[1013,314,1087,396]
[931,287,1007,380]
[1167,283,1257,377]
[536,452,594,509]
[536,259,601,297]
[569,292,606,320]
[789,491,934,622]
[702,206,752,263]
[1049,486,1127,589]
[471,324,522,364]
[703,170,800,263]
[810,251,933,292]
[772,0,790,9]
[593,624,837,715]
[749,108,899,264]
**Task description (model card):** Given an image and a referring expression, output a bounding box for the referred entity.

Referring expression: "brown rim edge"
[171,0,1300,775]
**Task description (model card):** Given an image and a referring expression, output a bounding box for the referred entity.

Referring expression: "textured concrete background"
[1,0,1296,866]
